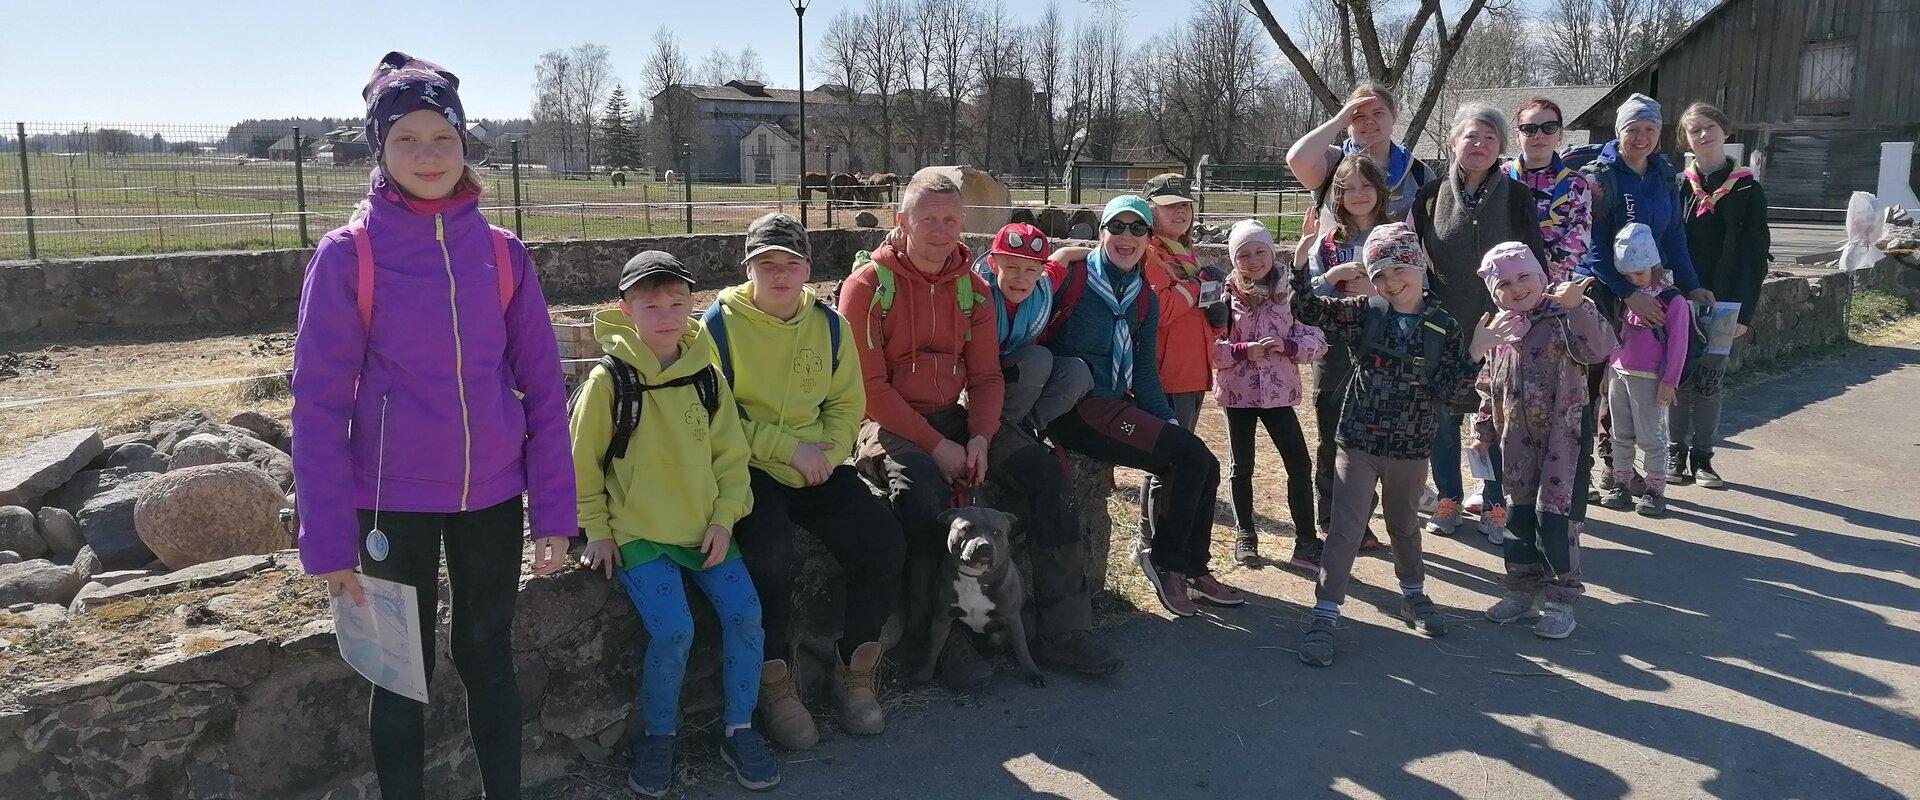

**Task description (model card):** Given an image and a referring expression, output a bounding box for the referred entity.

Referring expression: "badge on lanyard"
[366,528,390,562]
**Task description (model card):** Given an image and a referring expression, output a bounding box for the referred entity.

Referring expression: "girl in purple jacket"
[291,52,575,800]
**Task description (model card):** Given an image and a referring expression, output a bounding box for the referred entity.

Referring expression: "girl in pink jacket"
[1212,220,1328,569]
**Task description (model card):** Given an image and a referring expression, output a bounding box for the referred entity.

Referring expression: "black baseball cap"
[1141,173,1194,206]
[618,250,695,291]
[743,212,811,264]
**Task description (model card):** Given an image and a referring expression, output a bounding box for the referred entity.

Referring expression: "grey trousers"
[1608,368,1669,489]
[1000,345,1093,433]
[1139,391,1207,553]
[1316,447,1429,606]
[1668,357,1728,456]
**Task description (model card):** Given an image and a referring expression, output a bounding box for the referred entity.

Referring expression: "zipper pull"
[435,213,445,242]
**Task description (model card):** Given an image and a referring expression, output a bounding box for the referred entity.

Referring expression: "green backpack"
[858,252,982,348]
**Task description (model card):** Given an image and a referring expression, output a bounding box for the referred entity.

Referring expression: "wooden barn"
[1569,0,1920,212]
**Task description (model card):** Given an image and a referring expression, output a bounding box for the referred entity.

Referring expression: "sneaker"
[935,624,995,692]
[1693,452,1724,489]
[1359,530,1386,551]
[1628,474,1648,498]
[626,734,675,798]
[1288,538,1324,570]
[1534,601,1577,639]
[1481,504,1509,545]
[719,728,782,792]
[1591,471,1620,504]
[1147,562,1199,617]
[1298,618,1338,667]
[1597,483,1632,510]
[1033,630,1123,675]
[1424,498,1463,536]
[1233,532,1259,566]
[1668,446,1693,486]
[1397,594,1450,637]
[1485,589,1542,624]
[1635,491,1667,518]
[1187,573,1247,606]
[1419,488,1439,514]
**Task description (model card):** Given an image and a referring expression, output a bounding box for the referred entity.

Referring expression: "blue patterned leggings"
[617,555,764,736]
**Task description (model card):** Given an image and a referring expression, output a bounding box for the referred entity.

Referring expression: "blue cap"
[1101,195,1153,226]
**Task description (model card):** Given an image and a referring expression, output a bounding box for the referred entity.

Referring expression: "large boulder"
[226,412,287,449]
[135,464,291,570]
[0,506,47,560]
[0,428,103,506]
[34,506,84,561]
[70,544,104,580]
[170,433,239,469]
[105,442,171,474]
[0,559,85,606]
[76,471,160,569]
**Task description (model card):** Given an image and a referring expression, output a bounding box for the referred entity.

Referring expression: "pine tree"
[601,85,645,171]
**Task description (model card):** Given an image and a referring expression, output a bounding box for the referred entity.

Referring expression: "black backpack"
[584,355,721,471]
[1354,296,1458,391]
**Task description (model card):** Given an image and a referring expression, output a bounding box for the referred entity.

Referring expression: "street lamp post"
[790,0,811,226]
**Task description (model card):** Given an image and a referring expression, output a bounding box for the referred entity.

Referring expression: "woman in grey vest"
[1410,103,1550,541]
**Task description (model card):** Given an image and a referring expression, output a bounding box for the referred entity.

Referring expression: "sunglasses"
[1517,120,1564,136]
[1103,220,1152,237]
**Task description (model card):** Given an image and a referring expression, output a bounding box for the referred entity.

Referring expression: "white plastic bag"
[1840,191,1886,270]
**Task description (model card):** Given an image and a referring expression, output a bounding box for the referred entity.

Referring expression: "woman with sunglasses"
[1043,196,1236,619]
[1505,98,1595,283]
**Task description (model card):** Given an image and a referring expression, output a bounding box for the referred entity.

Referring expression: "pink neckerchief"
[1683,160,1754,217]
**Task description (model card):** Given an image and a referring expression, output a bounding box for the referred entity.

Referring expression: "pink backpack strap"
[490,225,516,310]
[347,218,374,332]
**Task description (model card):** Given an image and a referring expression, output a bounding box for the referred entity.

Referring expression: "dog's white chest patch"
[952,576,995,633]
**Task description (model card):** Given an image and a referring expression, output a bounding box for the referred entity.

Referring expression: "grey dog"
[912,506,1046,688]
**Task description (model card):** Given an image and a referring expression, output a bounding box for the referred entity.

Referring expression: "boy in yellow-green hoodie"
[569,251,778,796]
[704,214,903,750]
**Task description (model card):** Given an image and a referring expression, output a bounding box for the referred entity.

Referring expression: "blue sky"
[1,0,1305,126]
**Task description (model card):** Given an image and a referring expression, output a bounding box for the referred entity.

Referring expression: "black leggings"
[1051,401,1221,577]
[1223,406,1315,542]
[357,497,525,800]
[733,466,905,663]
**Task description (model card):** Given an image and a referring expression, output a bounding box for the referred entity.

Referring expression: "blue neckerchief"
[1084,247,1142,393]
[975,255,1053,355]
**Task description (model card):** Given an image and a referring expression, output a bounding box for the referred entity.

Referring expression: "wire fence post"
[292,127,310,247]
[680,141,693,235]
[510,139,524,238]
[1069,161,1081,205]
[642,182,653,234]
[15,122,37,259]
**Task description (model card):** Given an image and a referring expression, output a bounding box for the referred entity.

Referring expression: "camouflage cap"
[743,212,811,264]
[1140,173,1194,206]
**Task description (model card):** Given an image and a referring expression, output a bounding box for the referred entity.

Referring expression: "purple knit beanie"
[362,51,467,163]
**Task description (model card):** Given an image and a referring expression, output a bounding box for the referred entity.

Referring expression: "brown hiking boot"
[832,642,886,735]
[757,658,818,751]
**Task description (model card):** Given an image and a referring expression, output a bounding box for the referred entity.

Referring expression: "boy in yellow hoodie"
[703,213,903,750]
[570,251,777,796]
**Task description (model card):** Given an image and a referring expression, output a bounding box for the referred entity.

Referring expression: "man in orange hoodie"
[840,170,1120,692]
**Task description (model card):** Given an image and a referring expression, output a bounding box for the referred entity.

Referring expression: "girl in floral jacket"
[1470,242,1615,641]
[1212,220,1328,569]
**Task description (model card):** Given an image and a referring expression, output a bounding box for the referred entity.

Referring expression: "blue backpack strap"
[700,304,734,387]
[818,301,843,373]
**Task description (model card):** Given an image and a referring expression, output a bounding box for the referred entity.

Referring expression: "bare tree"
[815,8,868,171]
[1034,0,1066,181]
[931,0,975,162]
[971,0,1016,171]
[564,43,614,171]
[1247,0,1495,149]
[641,27,694,172]
[859,0,908,173]
[532,49,578,170]
[735,47,767,83]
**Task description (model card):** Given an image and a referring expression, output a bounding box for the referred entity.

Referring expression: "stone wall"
[0,455,1117,800]
[1736,256,1920,368]
[0,228,1229,340]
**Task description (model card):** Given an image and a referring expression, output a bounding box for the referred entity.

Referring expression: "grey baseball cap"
[743,212,812,264]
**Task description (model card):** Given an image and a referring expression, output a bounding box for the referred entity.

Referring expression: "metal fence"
[1,122,1314,260]
[0,122,839,260]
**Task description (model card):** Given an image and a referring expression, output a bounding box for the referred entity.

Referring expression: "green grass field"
[1,154,1305,258]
